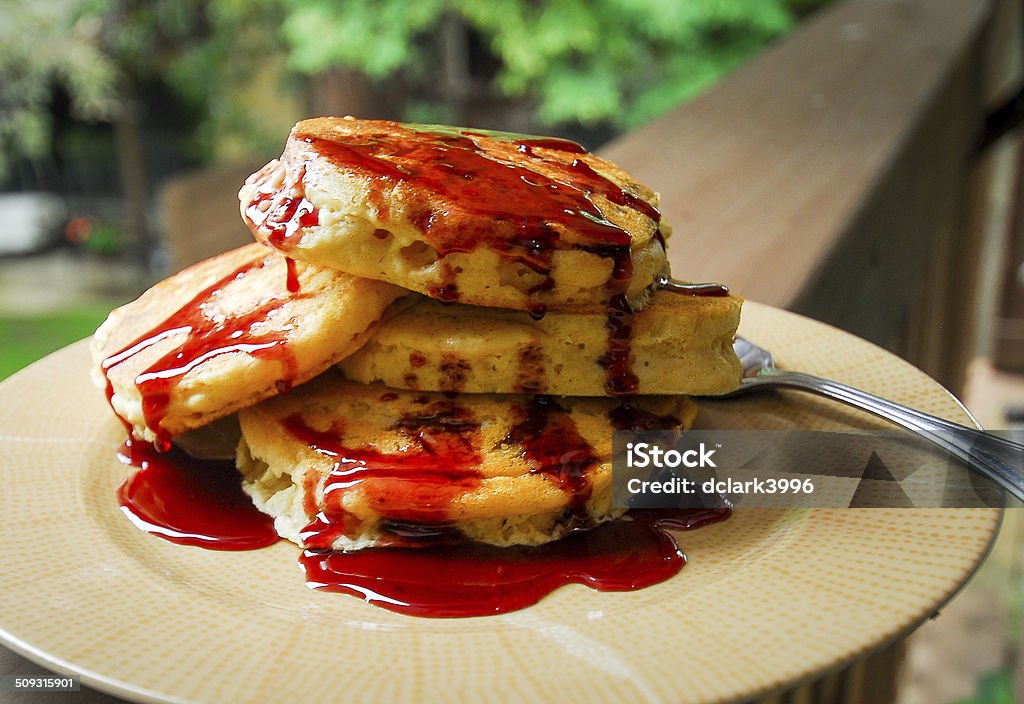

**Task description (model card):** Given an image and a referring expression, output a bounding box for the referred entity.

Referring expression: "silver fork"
[709,337,1024,503]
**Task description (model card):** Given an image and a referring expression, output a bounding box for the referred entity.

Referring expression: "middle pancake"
[237,373,697,550]
[340,290,744,396]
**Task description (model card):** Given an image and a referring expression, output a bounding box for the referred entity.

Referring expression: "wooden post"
[113,93,151,278]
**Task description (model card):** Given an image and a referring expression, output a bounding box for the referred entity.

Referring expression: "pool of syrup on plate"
[117,386,730,618]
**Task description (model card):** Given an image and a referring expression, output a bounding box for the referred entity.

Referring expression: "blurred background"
[0,0,829,377]
[1,1,1023,703]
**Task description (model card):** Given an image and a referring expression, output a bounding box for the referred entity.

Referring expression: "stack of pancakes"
[92,117,742,551]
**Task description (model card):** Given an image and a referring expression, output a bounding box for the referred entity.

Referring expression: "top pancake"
[91,243,405,446]
[239,117,669,312]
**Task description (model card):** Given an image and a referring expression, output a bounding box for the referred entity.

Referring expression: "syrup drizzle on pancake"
[284,257,300,293]
[298,124,650,281]
[659,278,730,297]
[650,229,730,297]
[119,436,729,617]
[505,396,598,514]
[285,402,484,549]
[243,165,320,249]
[284,391,681,547]
[599,292,640,396]
[101,255,300,450]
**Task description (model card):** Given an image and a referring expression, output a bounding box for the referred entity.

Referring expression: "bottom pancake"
[237,373,697,550]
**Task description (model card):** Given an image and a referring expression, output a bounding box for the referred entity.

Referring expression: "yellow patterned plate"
[0,302,999,704]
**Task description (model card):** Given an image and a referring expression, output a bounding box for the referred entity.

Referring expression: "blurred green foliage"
[79,222,127,256]
[0,1,119,178]
[956,670,1015,704]
[279,0,803,127]
[1,0,831,175]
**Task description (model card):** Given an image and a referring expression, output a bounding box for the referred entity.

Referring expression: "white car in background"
[0,192,65,256]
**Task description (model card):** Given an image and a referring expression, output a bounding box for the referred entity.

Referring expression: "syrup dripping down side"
[285,400,484,549]
[101,256,300,450]
[285,257,301,293]
[504,395,598,513]
[657,276,730,298]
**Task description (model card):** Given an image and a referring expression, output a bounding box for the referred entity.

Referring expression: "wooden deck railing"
[603,1,1018,702]
[601,0,995,395]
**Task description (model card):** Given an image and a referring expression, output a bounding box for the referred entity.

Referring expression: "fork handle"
[750,370,1024,503]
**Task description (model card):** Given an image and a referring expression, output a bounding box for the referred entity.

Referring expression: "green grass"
[0,304,114,380]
